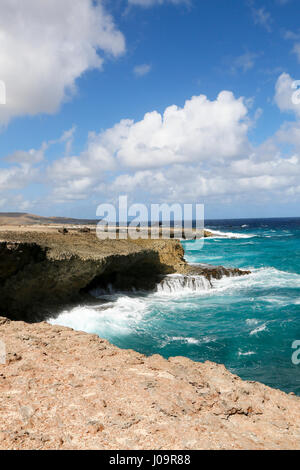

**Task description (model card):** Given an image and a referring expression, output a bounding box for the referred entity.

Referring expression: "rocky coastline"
[0,229,249,321]
[1,227,299,450]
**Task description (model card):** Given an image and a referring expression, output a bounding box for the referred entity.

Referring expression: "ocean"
[50,217,300,395]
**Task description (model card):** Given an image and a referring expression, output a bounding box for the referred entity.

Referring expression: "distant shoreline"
[0,212,299,228]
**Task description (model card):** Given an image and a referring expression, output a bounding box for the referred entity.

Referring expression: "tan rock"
[0,317,299,450]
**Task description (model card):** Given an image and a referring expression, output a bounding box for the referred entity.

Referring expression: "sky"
[0,0,300,219]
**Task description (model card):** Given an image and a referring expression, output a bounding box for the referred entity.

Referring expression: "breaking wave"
[207,229,255,239]
[49,296,147,337]
[49,266,300,341]
[156,274,211,295]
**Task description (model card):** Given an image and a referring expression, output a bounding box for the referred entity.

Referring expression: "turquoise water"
[50,218,300,395]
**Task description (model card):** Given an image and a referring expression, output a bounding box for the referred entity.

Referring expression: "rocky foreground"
[0,316,300,450]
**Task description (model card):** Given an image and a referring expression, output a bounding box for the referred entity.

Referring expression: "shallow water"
[50,218,300,395]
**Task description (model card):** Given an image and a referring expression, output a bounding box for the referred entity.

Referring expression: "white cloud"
[5,143,48,165]
[47,90,250,188]
[4,126,76,164]
[48,83,300,206]
[47,128,120,201]
[116,92,250,168]
[292,43,300,63]
[0,164,39,191]
[283,30,300,41]
[274,73,300,118]
[4,84,300,209]
[252,7,272,32]
[231,53,259,73]
[44,90,252,202]
[0,195,33,212]
[0,0,125,125]
[105,153,300,204]
[133,64,152,77]
[276,122,300,151]
[0,127,76,211]
[282,28,300,66]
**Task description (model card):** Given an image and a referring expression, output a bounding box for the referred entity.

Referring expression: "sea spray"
[156,274,211,294]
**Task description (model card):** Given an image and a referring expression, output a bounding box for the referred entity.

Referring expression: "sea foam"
[207,229,255,239]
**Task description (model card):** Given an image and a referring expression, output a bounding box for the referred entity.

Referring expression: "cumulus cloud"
[4,82,300,209]
[274,73,300,118]
[47,129,119,202]
[0,0,125,125]
[42,91,251,202]
[0,164,39,191]
[115,92,250,168]
[47,83,300,206]
[45,90,251,202]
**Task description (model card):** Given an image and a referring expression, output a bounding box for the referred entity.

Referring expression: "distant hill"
[0,212,97,226]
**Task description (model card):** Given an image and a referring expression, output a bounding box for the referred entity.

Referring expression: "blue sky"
[0,0,300,219]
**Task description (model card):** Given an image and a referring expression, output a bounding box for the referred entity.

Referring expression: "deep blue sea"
[50,218,300,395]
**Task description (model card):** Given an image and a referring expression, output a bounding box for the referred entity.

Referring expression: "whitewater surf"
[50,217,300,396]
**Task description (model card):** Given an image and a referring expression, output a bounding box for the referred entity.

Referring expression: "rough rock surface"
[0,317,299,450]
[184,263,251,280]
[0,231,248,321]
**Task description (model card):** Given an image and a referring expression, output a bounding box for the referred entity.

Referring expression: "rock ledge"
[0,317,299,450]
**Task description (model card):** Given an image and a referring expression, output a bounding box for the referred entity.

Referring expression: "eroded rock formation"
[0,231,248,321]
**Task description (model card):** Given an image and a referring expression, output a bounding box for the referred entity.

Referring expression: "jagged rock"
[0,317,299,450]
[204,230,214,237]
[184,263,251,279]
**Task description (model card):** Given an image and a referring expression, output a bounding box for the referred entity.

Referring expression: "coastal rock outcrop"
[0,317,299,450]
[183,263,251,279]
[0,231,249,321]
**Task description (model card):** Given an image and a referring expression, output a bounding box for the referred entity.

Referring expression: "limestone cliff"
[0,230,249,321]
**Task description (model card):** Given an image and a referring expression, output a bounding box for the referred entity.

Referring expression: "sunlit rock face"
[0,316,299,450]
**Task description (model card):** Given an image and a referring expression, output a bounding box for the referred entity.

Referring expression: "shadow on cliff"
[0,241,172,322]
